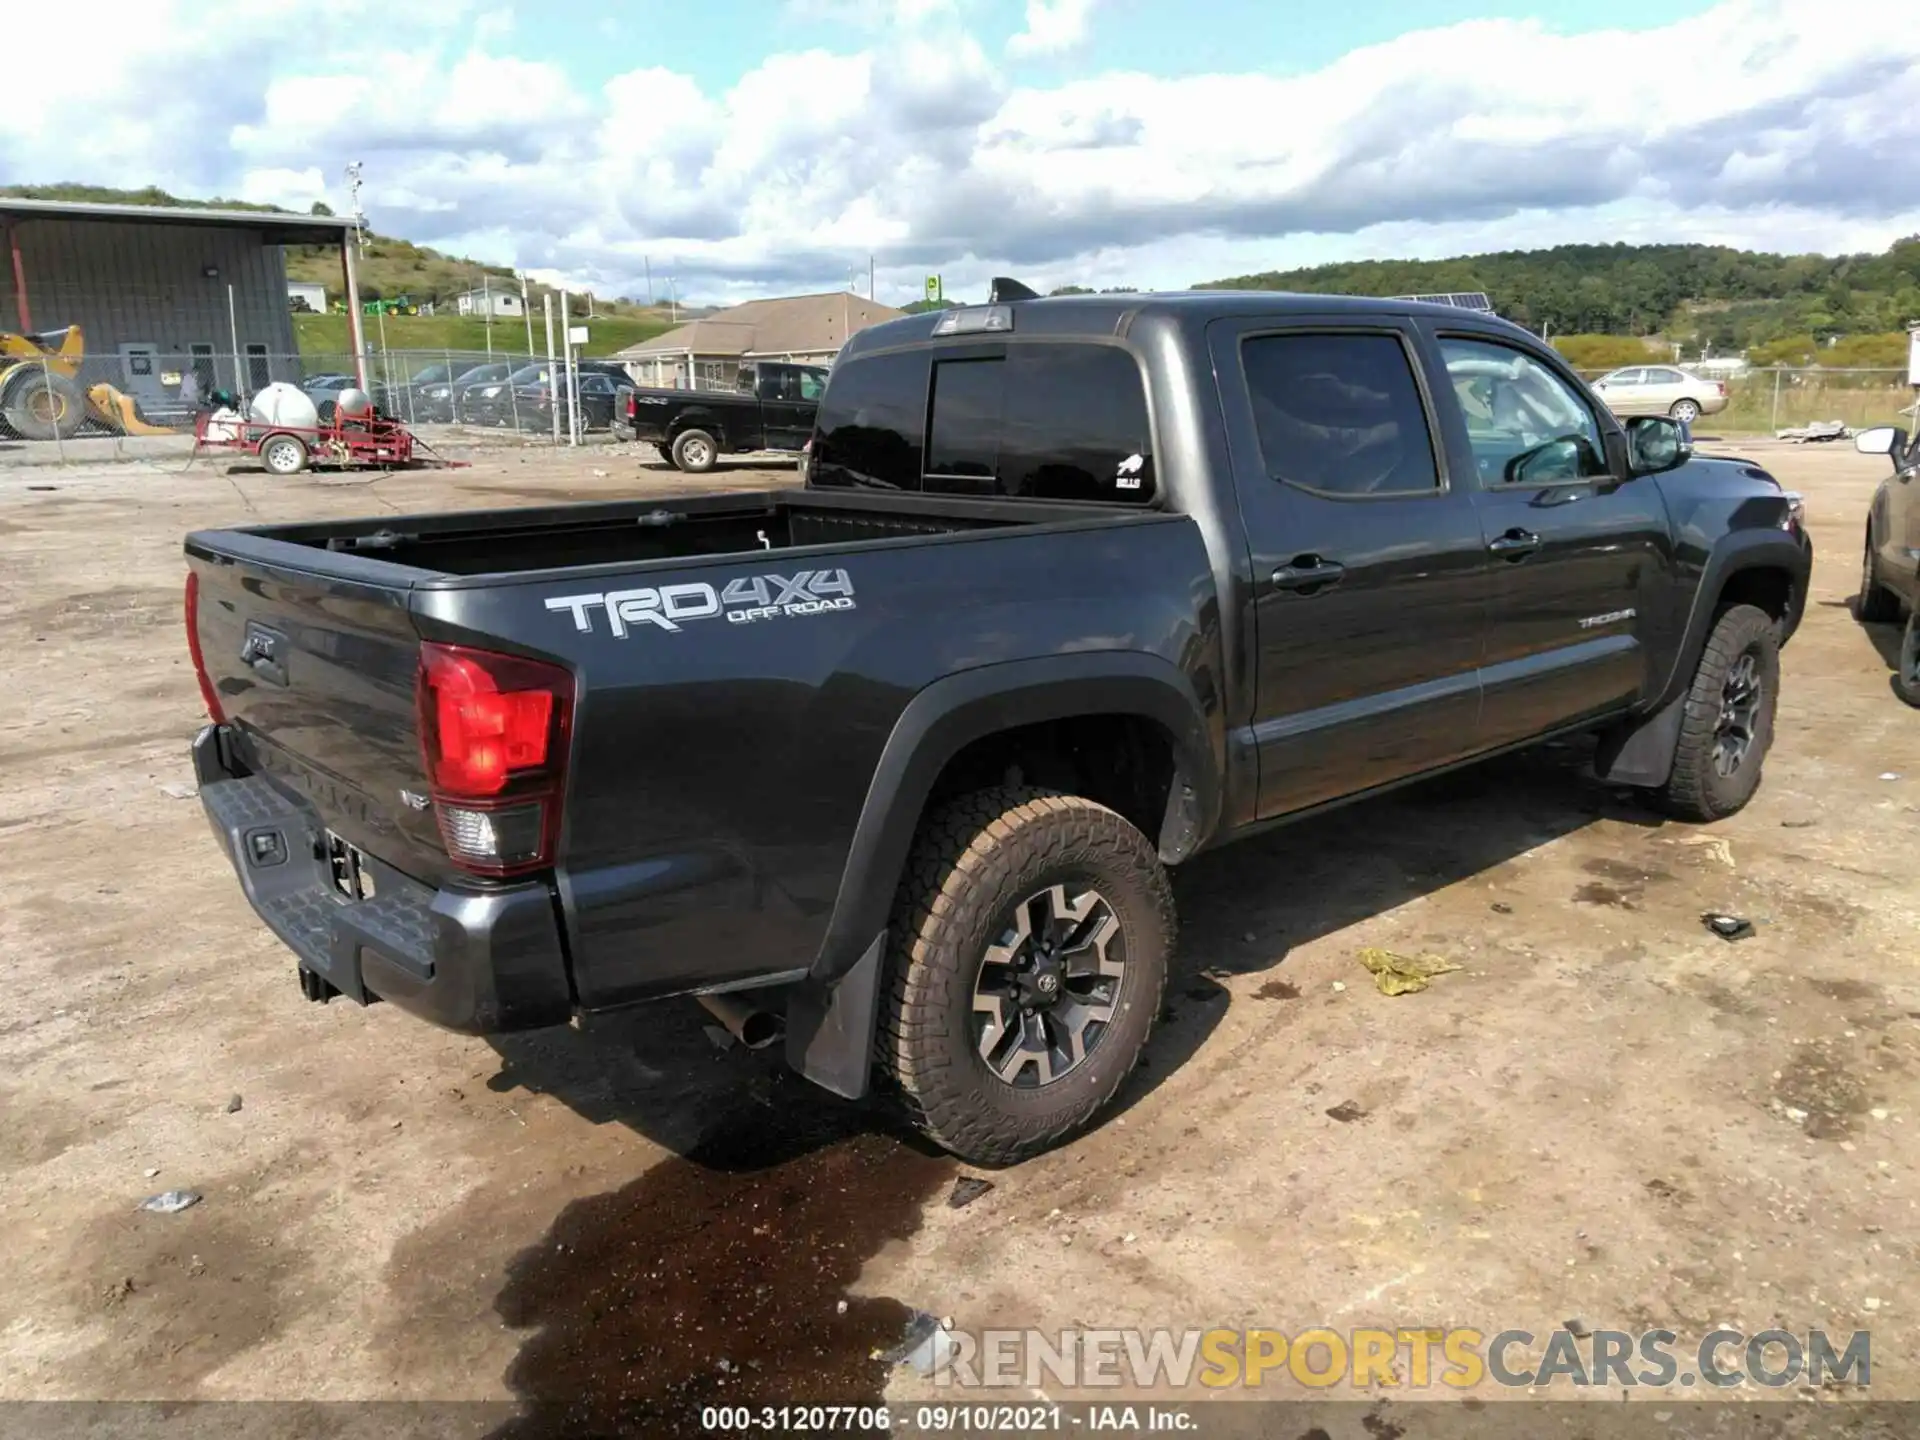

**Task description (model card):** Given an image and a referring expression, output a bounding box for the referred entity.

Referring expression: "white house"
[287,280,327,313]
[453,286,524,319]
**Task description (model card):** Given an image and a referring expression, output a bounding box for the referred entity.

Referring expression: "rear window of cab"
[810,343,1155,505]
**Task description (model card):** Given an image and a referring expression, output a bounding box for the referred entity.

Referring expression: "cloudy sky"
[5,0,1920,305]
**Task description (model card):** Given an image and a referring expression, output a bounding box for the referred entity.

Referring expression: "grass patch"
[294,312,674,360]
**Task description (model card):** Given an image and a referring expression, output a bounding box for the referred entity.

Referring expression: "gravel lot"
[0,434,1914,1429]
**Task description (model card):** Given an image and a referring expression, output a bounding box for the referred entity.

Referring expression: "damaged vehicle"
[181,283,1811,1164]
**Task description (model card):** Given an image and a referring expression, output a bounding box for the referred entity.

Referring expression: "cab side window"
[1439,337,1609,487]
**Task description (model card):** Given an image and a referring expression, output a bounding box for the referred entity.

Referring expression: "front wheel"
[1658,603,1780,822]
[1859,526,1902,623]
[881,788,1174,1166]
[1669,398,1701,424]
[1897,612,1920,708]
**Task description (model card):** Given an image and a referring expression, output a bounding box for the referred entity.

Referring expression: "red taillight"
[183,570,225,723]
[624,391,637,420]
[1715,382,1727,396]
[416,643,574,877]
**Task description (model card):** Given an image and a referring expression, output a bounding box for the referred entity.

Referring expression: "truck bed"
[200,488,1116,580]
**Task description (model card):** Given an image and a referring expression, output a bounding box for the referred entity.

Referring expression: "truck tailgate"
[186,547,452,882]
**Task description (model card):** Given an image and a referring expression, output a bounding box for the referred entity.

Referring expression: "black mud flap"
[1593,692,1686,789]
[784,930,887,1100]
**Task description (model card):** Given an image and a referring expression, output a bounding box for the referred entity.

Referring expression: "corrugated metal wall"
[8,218,309,391]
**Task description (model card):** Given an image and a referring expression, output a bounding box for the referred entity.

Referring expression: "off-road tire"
[880,787,1174,1166]
[1858,526,1902,623]
[671,427,717,473]
[1897,612,1920,709]
[1659,603,1780,822]
[3,370,87,441]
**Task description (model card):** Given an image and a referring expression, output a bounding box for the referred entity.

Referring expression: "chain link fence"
[0,345,649,464]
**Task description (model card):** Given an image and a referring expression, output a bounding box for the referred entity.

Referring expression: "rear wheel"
[1669,398,1701,424]
[1859,526,1902,623]
[881,788,1174,1165]
[3,370,87,441]
[671,428,717,473]
[260,432,309,476]
[1658,604,1779,822]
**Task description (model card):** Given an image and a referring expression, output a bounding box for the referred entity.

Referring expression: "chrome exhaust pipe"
[696,991,783,1050]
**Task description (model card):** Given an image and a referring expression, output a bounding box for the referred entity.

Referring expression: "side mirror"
[1626,415,1691,476]
[1856,425,1907,457]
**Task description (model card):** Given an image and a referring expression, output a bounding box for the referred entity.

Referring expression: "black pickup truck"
[611,359,829,471]
[183,285,1810,1164]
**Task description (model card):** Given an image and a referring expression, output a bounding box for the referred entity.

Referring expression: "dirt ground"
[0,433,1915,1428]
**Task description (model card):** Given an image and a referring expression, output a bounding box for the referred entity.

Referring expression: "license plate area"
[325,831,378,901]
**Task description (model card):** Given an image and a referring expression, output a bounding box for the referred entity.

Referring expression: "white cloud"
[1006,0,1099,57]
[2,0,1919,306]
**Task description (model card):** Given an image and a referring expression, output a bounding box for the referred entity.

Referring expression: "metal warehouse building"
[0,197,366,426]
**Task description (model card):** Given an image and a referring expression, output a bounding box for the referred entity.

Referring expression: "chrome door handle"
[1489,528,1541,560]
[1271,557,1346,593]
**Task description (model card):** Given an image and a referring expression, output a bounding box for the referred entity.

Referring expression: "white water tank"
[249,382,318,430]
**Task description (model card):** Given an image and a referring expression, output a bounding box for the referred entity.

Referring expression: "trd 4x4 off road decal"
[545,569,856,636]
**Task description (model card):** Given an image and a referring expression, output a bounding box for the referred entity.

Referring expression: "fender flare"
[784,651,1222,1098]
[1596,528,1810,788]
[1655,529,1810,708]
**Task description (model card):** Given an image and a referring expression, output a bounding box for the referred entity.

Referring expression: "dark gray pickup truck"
[183,285,1810,1164]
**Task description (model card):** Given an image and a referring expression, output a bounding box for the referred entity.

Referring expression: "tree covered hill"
[1198,239,1920,356]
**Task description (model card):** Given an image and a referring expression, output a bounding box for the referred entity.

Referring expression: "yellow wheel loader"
[0,324,178,440]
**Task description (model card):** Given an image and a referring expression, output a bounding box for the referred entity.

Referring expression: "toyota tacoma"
[183,282,1811,1164]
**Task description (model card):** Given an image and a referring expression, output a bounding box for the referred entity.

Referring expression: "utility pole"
[482,272,493,358]
[644,255,653,307]
[342,161,369,390]
[544,292,560,444]
[869,254,875,302]
[520,271,535,357]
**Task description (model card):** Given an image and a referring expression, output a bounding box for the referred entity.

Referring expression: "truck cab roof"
[839,286,1533,363]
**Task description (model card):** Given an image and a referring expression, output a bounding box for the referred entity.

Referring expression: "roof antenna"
[987,277,1040,303]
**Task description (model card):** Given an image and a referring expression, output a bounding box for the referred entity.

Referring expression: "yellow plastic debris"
[1357,947,1462,996]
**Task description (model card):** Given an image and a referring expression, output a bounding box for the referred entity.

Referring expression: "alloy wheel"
[1713,650,1764,777]
[971,883,1127,1088]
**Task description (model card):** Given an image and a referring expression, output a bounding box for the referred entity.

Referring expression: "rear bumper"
[192,725,574,1034]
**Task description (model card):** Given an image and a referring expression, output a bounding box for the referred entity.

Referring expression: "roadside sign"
[1908,323,1920,387]
[925,275,942,303]
[568,325,589,345]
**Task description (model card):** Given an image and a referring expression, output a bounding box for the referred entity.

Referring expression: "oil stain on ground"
[490,1082,954,1439]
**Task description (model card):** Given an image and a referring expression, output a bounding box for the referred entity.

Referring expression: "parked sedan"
[465,364,626,431]
[1590,365,1729,424]
[443,363,516,424]
[376,361,496,423]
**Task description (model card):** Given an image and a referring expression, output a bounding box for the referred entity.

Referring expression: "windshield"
[409,364,452,384]
[462,365,510,384]
[507,364,553,385]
